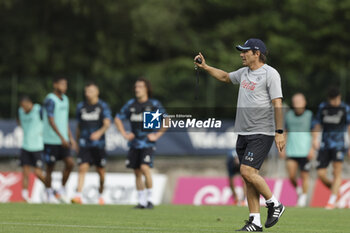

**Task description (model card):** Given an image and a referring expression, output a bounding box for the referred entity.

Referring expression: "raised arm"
[194,53,230,83]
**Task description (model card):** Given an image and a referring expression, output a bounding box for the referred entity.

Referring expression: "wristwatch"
[275,129,284,134]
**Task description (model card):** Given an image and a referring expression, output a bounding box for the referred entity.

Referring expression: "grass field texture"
[0,203,349,233]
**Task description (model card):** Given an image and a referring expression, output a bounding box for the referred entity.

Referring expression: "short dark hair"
[53,76,67,83]
[19,95,32,103]
[252,50,267,63]
[136,77,152,97]
[85,81,98,88]
[328,86,340,99]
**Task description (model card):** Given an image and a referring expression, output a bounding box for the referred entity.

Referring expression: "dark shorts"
[236,134,274,170]
[44,144,71,165]
[77,147,107,168]
[20,149,44,168]
[226,155,240,177]
[317,149,345,169]
[287,157,311,172]
[126,147,154,169]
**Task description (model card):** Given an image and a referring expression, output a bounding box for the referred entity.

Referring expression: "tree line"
[0,0,349,118]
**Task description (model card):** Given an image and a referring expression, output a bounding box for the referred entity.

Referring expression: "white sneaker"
[22,196,31,203]
[54,189,70,204]
[296,186,302,196]
[47,194,59,204]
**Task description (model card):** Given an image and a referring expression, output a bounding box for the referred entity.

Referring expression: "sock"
[328,194,337,205]
[266,195,280,207]
[249,213,261,227]
[59,186,66,195]
[297,193,307,207]
[22,189,29,200]
[99,192,104,199]
[296,186,302,196]
[46,188,54,196]
[146,188,153,203]
[46,188,55,201]
[75,192,82,199]
[137,190,147,207]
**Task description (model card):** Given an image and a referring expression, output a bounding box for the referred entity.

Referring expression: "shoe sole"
[235,226,263,232]
[235,230,262,232]
[265,205,285,228]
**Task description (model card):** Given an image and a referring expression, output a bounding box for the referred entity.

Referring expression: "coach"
[194,38,285,232]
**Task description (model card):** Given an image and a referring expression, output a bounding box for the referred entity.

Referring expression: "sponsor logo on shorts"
[100,159,106,167]
[245,152,254,162]
[337,151,344,160]
[36,160,43,168]
[144,155,151,163]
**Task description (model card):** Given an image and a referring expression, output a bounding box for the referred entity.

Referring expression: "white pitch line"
[0,222,232,233]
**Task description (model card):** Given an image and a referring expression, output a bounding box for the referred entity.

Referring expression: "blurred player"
[226,149,246,206]
[313,87,350,209]
[43,77,77,203]
[195,38,285,232]
[71,82,111,205]
[115,78,167,209]
[17,96,45,202]
[279,93,315,207]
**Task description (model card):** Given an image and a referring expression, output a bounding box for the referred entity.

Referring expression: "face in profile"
[54,79,68,94]
[134,81,148,99]
[84,84,99,101]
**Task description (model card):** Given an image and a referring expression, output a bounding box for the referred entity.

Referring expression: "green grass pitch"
[0,203,349,233]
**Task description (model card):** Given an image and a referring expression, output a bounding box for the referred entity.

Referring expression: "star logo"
[150,109,162,122]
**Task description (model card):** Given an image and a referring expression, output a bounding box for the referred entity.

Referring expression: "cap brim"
[236,45,251,51]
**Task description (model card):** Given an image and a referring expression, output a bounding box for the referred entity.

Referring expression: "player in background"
[313,87,350,209]
[42,77,77,203]
[115,78,167,209]
[71,82,111,205]
[17,96,46,202]
[195,38,285,232]
[279,93,315,207]
[226,149,246,206]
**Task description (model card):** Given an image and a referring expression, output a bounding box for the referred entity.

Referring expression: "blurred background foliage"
[0,0,349,118]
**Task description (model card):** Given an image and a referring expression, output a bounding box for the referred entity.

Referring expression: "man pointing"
[194,38,286,232]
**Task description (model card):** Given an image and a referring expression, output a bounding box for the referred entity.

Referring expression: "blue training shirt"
[315,101,350,150]
[76,99,112,148]
[116,98,165,149]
